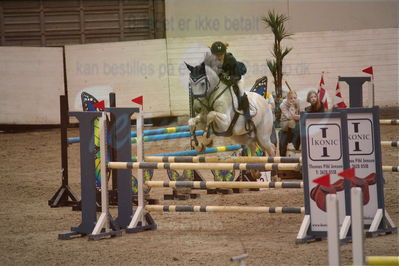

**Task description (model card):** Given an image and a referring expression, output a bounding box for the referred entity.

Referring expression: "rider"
[204,41,250,121]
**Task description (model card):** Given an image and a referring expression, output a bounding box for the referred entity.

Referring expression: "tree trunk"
[274,87,283,128]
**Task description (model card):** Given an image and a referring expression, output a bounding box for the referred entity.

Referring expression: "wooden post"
[351,188,364,266]
[327,194,341,266]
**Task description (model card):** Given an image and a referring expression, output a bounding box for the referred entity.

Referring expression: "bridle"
[189,73,226,112]
[189,75,211,99]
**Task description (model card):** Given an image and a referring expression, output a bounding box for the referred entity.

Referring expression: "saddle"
[230,87,257,118]
[310,173,377,212]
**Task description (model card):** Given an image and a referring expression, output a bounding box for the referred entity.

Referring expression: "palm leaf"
[281,47,293,59]
[266,59,277,75]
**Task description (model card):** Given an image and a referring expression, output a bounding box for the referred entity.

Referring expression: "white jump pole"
[351,187,365,266]
[327,194,341,266]
[128,111,146,229]
[91,112,111,236]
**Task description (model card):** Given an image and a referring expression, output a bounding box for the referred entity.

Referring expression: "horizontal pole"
[108,162,302,171]
[131,131,203,144]
[366,256,399,265]
[380,119,398,125]
[145,181,304,189]
[130,125,189,138]
[381,141,398,147]
[131,145,242,161]
[382,166,398,172]
[144,156,301,163]
[110,161,396,172]
[67,125,191,144]
[151,145,241,156]
[145,205,305,214]
[231,254,249,262]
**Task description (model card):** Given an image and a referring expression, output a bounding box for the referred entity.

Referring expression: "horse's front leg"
[202,111,230,146]
[188,115,202,151]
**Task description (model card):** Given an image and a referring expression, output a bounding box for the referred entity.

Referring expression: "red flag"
[131,96,143,108]
[317,74,329,110]
[93,100,105,111]
[338,168,356,181]
[362,66,373,75]
[313,174,331,187]
[333,82,347,108]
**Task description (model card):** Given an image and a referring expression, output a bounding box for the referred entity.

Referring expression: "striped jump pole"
[380,119,399,125]
[381,141,398,147]
[130,125,189,138]
[151,145,241,157]
[67,125,191,144]
[131,145,242,161]
[382,166,399,172]
[108,162,302,171]
[131,130,204,144]
[110,162,396,172]
[144,155,301,164]
[145,181,304,189]
[145,205,305,214]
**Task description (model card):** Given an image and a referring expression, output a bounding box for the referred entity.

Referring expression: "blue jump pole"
[131,145,242,161]
[68,125,190,144]
[130,125,190,137]
[131,131,205,144]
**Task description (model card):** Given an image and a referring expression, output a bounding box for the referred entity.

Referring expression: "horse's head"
[186,62,220,98]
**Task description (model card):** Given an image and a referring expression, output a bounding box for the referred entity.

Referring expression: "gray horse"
[186,62,275,157]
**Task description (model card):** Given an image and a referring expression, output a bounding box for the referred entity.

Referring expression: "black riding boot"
[239,93,251,121]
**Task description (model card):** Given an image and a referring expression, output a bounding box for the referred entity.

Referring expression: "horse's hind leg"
[247,141,262,180]
[256,127,282,181]
[256,133,275,157]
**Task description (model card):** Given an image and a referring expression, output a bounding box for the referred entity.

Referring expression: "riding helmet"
[210,41,227,55]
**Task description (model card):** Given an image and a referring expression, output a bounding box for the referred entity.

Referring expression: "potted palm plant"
[262,10,293,127]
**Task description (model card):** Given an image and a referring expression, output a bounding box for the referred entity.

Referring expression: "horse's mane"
[203,52,222,76]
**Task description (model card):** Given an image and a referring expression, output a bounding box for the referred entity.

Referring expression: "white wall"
[65,39,171,118]
[167,28,398,115]
[165,0,398,38]
[0,28,397,124]
[0,47,64,124]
